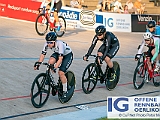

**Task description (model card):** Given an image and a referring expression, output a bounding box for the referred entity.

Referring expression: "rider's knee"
[58,70,65,77]
[105,56,111,62]
[97,52,103,56]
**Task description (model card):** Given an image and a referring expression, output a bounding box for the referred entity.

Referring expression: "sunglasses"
[97,34,103,36]
[144,39,150,41]
[47,41,53,44]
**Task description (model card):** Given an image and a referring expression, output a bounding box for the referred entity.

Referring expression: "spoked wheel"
[31,73,50,108]
[153,71,160,87]
[58,71,76,104]
[82,63,98,94]
[133,62,146,90]
[35,14,49,36]
[54,16,66,37]
[105,61,120,91]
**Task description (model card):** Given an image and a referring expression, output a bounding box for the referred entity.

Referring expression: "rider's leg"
[54,1,62,31]
[58,70,67,92]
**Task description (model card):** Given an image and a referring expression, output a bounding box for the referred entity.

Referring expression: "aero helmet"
[143,32,152,40]
[147,20,156,28]
[95,25,106,35]
[45,32,57,41]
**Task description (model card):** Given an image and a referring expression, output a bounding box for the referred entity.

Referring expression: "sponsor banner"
[0,0,8,16]
[59,7,103,30]
[0,0,41,22]
[107,96,160,119]
[103,13,131,32]
[131,14,158,32]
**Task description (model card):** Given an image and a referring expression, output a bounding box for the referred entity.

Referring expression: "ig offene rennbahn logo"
[80,10,95,26]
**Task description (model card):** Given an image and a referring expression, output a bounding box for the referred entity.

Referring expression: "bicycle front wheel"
[82,63,98,94]
[31,73,50,108]
[54,16,66,37]
[35,14,49,36]
[133,62,145,90]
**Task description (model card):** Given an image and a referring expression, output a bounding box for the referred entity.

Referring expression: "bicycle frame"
[142,52,157,79]
[39,8,56,29]
[91,55,108,79]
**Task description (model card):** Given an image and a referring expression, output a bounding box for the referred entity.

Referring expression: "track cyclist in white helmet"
[136,32,160,75]
[135,20,160,71]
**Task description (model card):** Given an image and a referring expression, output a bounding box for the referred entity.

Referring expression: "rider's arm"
[39,43,48,62]
[85,36,98,58]
[54,41,64,69]
[137,40,145,55]
[54,56,63,69]
[151,39,159,62]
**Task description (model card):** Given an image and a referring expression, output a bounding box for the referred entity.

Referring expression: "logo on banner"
[107,18,113,27]
[80,10,95,26]
[59,10,79,20]
[107,96,160,119]
[137,15,152,22]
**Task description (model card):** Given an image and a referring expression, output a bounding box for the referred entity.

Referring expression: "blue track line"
[0,56,134,61]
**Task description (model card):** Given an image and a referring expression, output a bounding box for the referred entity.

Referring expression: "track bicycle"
[31,62,75,108]
[82,55,120,94]
[35,7,66,37]
[133,52,160,90]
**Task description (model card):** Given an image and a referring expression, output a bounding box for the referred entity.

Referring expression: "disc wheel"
[133,62,145,90]
[82,63,98,94]
[31,73,50,108]
[58,71,76,103]
[105,61,120,91]
[35,14,49,36]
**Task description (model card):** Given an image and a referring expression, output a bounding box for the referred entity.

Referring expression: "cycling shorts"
[51,52,73,73]
[48,1,62,12]
[98,42,119,59]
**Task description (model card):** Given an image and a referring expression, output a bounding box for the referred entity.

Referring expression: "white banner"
[103,13,131,32]
[107,96,160,119]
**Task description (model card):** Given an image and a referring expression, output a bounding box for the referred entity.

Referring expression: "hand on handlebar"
[34,62,42,70]
[83,56,88,61]
[135,54,141,61]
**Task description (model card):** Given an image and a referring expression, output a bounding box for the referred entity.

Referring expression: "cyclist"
[34,32,73,99]
[40,0,62,31]
[83,25,120,82]
[141,32,160,76]
[135,20,160,70]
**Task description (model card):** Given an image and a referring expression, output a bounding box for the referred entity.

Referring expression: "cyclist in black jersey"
[34,32,73,99]
[83,25,120,81]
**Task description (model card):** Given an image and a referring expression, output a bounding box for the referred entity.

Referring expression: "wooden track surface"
[0,17,159,120]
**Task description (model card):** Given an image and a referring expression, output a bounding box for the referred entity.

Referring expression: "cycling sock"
[63,82,67,92]
[109,67,115,73]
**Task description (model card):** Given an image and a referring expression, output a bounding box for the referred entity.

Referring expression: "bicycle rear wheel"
[133,62,145,90]
[58,71,76,103]
[31,73,50,108]
[105,61,120,91]
[82,63,98,94]
[54,16,66,37]
[153,71,160,87]
[35,14,49,36]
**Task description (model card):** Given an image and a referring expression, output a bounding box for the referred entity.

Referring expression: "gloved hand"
[135,54,141,61]
[34,62,42,70]
[83,55,89,61]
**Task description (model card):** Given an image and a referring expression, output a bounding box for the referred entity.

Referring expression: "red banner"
[0,0,41,22]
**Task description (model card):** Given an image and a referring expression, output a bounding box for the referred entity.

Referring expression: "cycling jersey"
[146,25,160,36]
[137,37,160,61]
[85,31,119,60]
[42,40,72,56]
